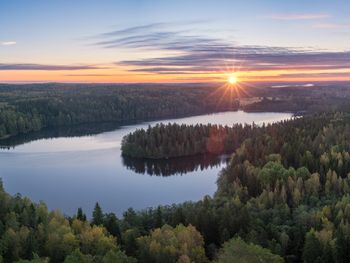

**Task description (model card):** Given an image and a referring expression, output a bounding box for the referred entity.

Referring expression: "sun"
[228,74,238,85]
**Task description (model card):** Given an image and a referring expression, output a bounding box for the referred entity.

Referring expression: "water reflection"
[0,122,125,149]
[0,111,293,215]
[122,154,230,176]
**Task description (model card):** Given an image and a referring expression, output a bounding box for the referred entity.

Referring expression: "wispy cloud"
[313,23,350,29]
[1,41,16,46]
[267,13,330,21]
[63,73,149,77]
[64,74,117,77]
[91,23,350,79]
[0,63,107,71]
[94,22,213,51]
[97,20,209,39]
[99,23,167,38]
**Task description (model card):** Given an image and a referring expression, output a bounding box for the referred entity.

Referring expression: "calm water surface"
[0,111,292,216]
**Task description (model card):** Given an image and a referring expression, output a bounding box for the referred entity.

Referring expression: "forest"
[2,82,350,141]
[121,123,256,159]
[2,111,350,262]
[0,83,239,140]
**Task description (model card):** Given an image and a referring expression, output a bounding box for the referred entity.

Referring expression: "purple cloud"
[93,23,350,78]
[0,63,107,71]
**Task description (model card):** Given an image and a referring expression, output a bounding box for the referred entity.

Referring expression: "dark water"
[0,111,292,216]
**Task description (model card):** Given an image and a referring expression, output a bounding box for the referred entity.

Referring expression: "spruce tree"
[92,202,104,226]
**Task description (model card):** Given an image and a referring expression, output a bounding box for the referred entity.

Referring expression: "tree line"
[2,82,349,141]
[0,83,239,139]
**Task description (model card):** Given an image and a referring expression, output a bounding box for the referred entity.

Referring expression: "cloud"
[313,23,350,29]
[276,72,350,78]
[99,23,167,38]
[91,23,350,80]
[1,41,16,46]
[94,20,216,50]
[63,73,149,77]
[64,74,117,77]
[97,20,209,38]
[0,63,107,71]
[267,13,330,20]
[89,22,350,78]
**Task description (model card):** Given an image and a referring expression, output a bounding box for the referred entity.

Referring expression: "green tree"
[122,228,141,256]
[302,230,322,263]
[76,208,86,222]
[137,224,207,263]
[63,249,93,263]
[14,254,48,263]
[215,237,284,263]
[102,249,136,263]
[103,213,121,240]
[92,202,104,226]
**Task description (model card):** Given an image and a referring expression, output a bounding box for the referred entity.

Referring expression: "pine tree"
[92,202,104,226]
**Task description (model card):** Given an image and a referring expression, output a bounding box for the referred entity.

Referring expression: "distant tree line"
[2,82,349,141]
[0,83,239,139]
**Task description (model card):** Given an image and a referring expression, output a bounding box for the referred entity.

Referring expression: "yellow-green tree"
[216,237,284,263]
[137,224,207,263]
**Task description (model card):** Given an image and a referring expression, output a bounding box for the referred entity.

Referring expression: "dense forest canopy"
[3,111,350,262]
[121,123,260,159]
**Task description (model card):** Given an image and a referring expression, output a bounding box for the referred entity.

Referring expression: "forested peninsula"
[3,112,350,262]
[121,123,260,159]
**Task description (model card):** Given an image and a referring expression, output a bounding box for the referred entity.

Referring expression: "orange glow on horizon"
[1,67,350,83]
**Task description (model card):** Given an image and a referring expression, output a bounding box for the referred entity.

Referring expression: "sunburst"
[228,74,238,85]
[204,60,256,109]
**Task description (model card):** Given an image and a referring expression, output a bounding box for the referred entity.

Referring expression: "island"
[122,123,261,159]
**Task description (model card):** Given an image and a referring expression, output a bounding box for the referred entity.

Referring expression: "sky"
[1,0,350,83]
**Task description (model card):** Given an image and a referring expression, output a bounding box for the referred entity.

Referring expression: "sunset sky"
[1,0,350,83]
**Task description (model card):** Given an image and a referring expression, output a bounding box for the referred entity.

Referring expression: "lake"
[0,111,292,217]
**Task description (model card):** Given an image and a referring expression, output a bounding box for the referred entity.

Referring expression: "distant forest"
[3,111,350,262]
[0,83,239,139]
[1,83,350,140]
